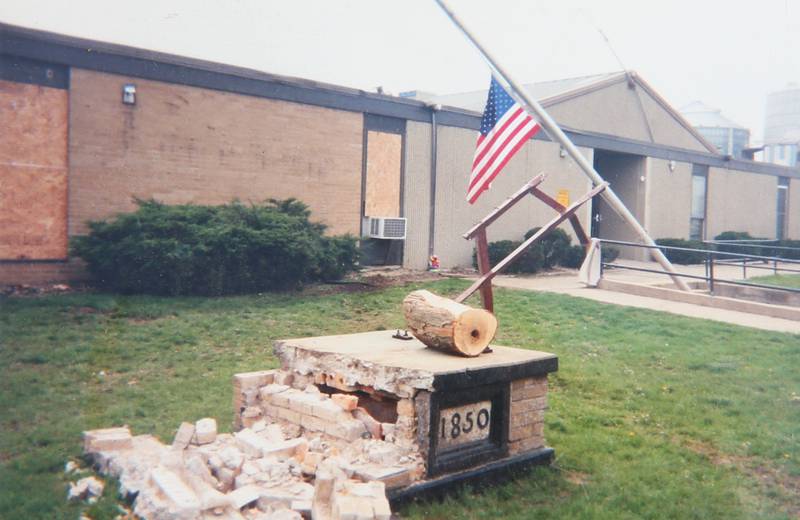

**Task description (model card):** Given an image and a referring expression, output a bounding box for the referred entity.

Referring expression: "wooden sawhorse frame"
[454,173,607,312]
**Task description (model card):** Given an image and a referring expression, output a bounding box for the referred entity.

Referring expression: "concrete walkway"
[489,271,800,334]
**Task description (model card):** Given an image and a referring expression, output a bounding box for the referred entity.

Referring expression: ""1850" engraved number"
[438,400,492,450]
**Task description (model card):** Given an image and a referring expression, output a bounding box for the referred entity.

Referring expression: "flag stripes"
[468,77,541,204]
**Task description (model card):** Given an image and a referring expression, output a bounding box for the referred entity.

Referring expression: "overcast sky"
[2,0,798,141]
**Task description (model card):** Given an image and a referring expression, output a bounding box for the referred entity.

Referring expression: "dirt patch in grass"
[563,470,591,486]
[682,438,800,516]
[301,267,446,296]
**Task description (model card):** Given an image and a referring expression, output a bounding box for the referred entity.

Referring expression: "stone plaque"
[436,400,492,451]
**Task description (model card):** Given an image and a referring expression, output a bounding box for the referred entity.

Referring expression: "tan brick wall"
[68,69,364,238]
[508,376,548,455]
[0,259,88,286]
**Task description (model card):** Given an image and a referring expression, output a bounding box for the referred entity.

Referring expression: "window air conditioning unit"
[367,217,407,240]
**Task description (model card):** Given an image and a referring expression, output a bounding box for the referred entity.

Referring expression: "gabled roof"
[431,72,624,112]
[427,71,719,154]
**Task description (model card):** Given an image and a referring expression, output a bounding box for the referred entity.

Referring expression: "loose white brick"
[149,467,201,516]
[194,418,217,445]
[228,484,261,509]
[83,427,133,453]
[235,429,271,458]
[260,384,290,400]
[311,400,352,422]
[171,422,195,450]
[233,370,276,391]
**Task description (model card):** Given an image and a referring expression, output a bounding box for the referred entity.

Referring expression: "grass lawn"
[1,278,799,519]
[749,273,800,289]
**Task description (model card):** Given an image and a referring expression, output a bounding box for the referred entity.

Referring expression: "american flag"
[467,77,541,204]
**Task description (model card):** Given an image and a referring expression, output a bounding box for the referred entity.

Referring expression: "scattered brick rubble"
[81,349,550,519]
[81,369,419,519]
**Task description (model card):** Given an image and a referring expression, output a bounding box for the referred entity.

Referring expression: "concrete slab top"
[275,330,557,380]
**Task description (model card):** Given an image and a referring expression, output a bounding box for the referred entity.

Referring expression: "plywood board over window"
[0,80,68,260]
[364,130,402,217]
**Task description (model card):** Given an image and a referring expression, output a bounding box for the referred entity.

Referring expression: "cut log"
[402,290,497,357]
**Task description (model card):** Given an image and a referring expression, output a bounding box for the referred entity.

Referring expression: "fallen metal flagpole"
[433,0,691,291]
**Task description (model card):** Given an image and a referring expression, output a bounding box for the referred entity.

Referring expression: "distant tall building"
[763,83,800,167]
[679,101,750,158]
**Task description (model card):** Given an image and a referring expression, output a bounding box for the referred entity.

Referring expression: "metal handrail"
[600,239,800,265]
[598,239,800,296]
[703,240,800,255]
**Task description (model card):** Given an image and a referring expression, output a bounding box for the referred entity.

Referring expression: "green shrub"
[562,245,586,268]
[473,227,578,273]
[524,228,572,268]
[712,231,762,256]
[655,238,708,264]
[601,246,620,264]
[71,198,359,295]
[776,240,800,260]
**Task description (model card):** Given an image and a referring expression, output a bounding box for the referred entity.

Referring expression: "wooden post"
[474,227,494,312]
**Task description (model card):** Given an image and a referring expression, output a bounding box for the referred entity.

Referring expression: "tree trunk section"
[402,290,497,357]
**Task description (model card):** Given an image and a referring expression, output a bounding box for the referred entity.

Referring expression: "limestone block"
[234,370,277,391]
[263,424,285,443]
[291,499,312,517]
[150,466,201,518]
[236,429,272,458]
[331,494,374,520]
[262,438,308,461]
[285,390,321,415]
[276,406,302,425]
[311,400,352,422]
[195,418,218,445]
[324,419,368,442]
[256,482,313,510]
[229,484,261,509]
[185,455,218,488]
[172,422,195,451]
[300,413,328,433]
[83,427,133,453]
[352,465,411,489]
[331,394,358,412]
[260,384,290,402]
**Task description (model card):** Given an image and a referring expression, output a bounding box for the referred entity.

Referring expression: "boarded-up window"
[0,80,68,259]
[364,130,402,217]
